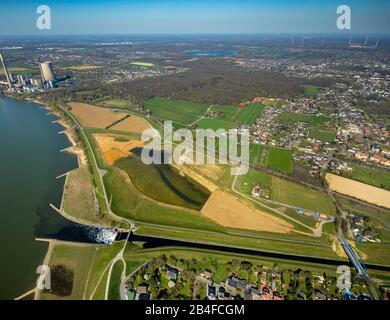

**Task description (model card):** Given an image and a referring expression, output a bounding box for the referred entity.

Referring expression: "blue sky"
[1,0,389,35]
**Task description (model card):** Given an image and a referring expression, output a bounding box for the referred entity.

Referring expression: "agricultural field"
[267,146,293,174]
[271,176,337,216]
[0,66,34,74]
[238,170,336,215]
[326,173,390,209]
[99,99,132,109]
[68,102,125,128]
[201,190,293,233]
[236,103,264,125]
[308,128,336,143]
[109,115,150,133]
[63,65,102,70]
[249,143,265,165]
[196,117,235,130]
[344,164,390,191]
[237,169,272,196]
[130,62,155,67]
[143,98,209,126]
[209,104,240,121]
[278,112,328,125]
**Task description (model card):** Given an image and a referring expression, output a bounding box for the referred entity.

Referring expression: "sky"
[0,0,389,36]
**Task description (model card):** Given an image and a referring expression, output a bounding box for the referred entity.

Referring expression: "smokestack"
[0,52,13,89]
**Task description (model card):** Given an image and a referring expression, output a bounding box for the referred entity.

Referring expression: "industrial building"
[39,61,57,88]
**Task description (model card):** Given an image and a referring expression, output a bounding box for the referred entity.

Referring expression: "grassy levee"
[62,108,110,220]
[62,166,99,223]
[135,225,342,261]
[356,243,390,267]
[40,241,123,300]
[108,260,124,300]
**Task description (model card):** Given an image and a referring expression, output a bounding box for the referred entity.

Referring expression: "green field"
[143,98,209,125]
[236,103,264,125]
[345,164,390,191]
[278,112,328,125]
[267,146,293,174]
[196,117,235,130]
[115,155,210,211]
[238,170,336,216]
[209,105,240,122]
[100,99,132,109]
[303,85,321,97]
[249,144,265,165]
[271,176,337,216]
[308,129,336,143]
[237,169,272,196]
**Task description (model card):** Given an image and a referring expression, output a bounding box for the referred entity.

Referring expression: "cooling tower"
[40,62,56,82]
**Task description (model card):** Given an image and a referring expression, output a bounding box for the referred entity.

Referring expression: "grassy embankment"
[40,241,123,300]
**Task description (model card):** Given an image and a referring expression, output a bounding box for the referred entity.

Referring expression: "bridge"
[339,235,379,299]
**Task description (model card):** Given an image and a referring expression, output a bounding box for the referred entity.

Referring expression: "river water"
[0,96,88,299]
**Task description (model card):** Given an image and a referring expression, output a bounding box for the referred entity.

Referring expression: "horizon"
[1,0,389,36]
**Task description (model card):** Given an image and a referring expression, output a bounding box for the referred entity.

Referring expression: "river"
[0,96,85,299]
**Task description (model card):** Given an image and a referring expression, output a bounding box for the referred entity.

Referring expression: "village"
[124,255,371,301]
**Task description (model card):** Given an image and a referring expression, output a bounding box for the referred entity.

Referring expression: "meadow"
[196,117,235,130]
[267,146,293,174]
[303,85,321,96]
[308,129,336,143]
[236,103,264,125]
[143,98,209,125]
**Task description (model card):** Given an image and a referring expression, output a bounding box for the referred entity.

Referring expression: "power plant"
[0,51,69,92]
[39,61,57,88]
